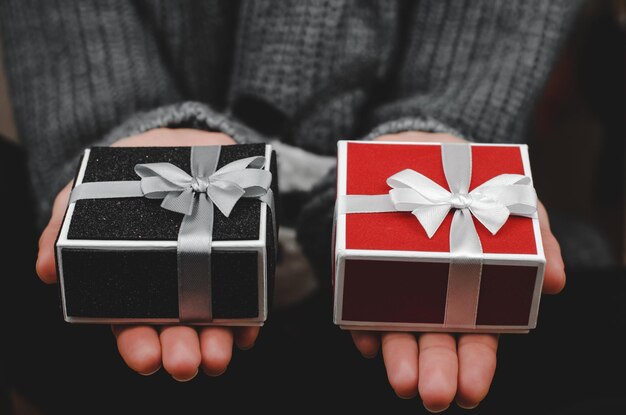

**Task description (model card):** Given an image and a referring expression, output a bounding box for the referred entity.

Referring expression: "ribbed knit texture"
[0,0,581,278]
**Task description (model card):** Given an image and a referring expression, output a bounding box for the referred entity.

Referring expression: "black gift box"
[55,144,277,325]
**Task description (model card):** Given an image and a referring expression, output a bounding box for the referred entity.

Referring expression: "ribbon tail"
[411,205,452,238]
[177,196,214,322]
[161,188,195,215]
[208,182,245,217]
[469,201,510,235]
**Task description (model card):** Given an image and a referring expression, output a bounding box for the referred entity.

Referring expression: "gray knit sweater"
[0,0,581,278]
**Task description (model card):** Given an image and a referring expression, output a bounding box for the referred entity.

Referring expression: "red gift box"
[333,141,545,333]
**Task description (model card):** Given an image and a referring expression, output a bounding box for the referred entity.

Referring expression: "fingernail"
[202,366,228,377]
[362,351,378,359]
[457,402,479,410]
[139,364,161,376]
[238,342,255,351]
[396,391,417,400]
[424,403,449,413]
[172,368,198,382]
[457,399,479,410]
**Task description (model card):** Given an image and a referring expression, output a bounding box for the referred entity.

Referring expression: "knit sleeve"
[363,0,583,143]
[297,0,582,280]
[0,1,255,225]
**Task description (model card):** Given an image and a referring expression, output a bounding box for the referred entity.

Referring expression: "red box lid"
[344,142,537,254]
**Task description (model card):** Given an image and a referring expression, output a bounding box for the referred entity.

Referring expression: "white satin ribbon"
[340,143,537,328]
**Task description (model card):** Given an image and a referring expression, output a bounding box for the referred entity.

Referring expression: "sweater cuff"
[363,116,471,142]
[102,101,265,144]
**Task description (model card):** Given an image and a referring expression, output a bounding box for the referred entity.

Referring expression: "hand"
[350,131,566,411]
[36,128,261,381]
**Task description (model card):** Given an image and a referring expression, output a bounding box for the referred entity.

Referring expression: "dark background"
[1,0,624,413]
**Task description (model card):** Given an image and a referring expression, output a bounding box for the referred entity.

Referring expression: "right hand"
[36,128,261,381]
[349,131,566,412]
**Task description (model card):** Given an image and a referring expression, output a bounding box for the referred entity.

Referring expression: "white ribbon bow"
[136,155,272,218]
[387,152,537,239]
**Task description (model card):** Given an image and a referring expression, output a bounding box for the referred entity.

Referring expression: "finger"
[381,332,418,399]
[199,327,234,376]
[36,183,72,284]
[418,333,458,413]
[234,326,260,350]
[537,202,566,294]
[350,331,380,358]
[159,326,202,381]
[112,325,162,375]
[456,334,498,410]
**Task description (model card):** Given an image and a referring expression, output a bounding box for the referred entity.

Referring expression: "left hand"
[350,132,566,412]
[36,128,259,381]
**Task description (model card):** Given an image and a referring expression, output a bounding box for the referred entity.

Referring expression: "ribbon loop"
[387,169,450,202]
[213,156,266,175]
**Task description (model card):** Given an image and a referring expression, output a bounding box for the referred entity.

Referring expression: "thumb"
[36,182,72,284]
[537,201,566,294]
